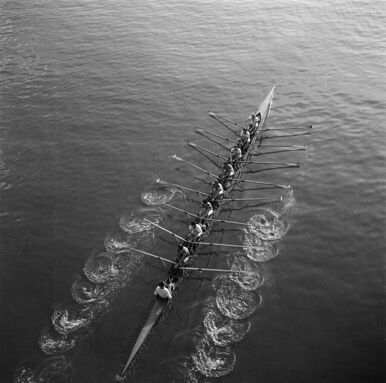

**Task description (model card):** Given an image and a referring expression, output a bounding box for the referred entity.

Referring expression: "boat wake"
[191,334,236,378]
[203,299,251,346]
[214,275,262,320]
[15,203,171,382]
[141,186,185,206]
[229,255,264,291]
[119,211,163,234]
[39,326,78,356]
[246,209,289,241]
[14,356,72,383]
[83,251,120,283]
[243,233,279,262]
[51,300,103,335]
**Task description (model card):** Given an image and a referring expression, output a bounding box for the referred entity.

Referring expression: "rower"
[176,244,190,264]
[221,163,234,179]
[198,201,214,223]
[238,127,251,152]
[229,145,242,169]
[188,221,203,242]
[165,276,177,291]
[210,180,224,202]
[248,114,257,130]
[219,163,234,190]
[154,281,172,300]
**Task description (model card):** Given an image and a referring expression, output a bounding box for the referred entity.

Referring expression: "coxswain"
[255,112,261,126]
[154,281,172,300]
[238,127,251,151]
[248,114,257,130]
[198,200,214,223]
[188,221,203,242]
[230,145,242,169]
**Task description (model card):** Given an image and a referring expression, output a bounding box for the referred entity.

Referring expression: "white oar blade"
[172,154,183,161]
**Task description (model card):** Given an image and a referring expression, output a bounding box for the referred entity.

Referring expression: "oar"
[208,112,238,135]
[144,218,185,241]
[196,128,238,145]
[222,197,278,202]
[252,147,305,155]
[172,155,218,179]
[263,124,312,131]
[263,132,311,139]
[156,178,209,196]
[163,203,198,219]
[232,177,290,189]
[195,129,230,151]
[188,142,228,162]
[180,266,258,275]
[121,247,176,264]
[143,219,266,251]
[187,144,221,169]
[259,145,306,149]
[246,165,300,174]
[239,160,299,166]
[208,112,246,130]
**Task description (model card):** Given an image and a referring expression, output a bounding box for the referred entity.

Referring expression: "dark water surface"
[1,0,384,382]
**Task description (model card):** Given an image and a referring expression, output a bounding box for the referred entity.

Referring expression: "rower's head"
[248,122,253,128]
[190,221,196,227]
[159,281,165,288]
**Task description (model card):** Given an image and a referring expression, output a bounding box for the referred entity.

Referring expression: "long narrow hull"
[118,85,276,378]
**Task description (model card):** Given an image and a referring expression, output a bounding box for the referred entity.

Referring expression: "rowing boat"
[116,85,276,380]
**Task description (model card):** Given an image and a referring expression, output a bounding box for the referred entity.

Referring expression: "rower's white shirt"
[154,286,172,299]
[230,150,242,162]
[180,245,189,256]
[189,223,203,236]
[200,207,214,219]
[231,147,242,155]
[240,130,251,142]
[249,114,260,126]
[248,115,256,127]
[216,183,224,195]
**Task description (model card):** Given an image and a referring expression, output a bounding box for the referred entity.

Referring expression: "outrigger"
[116,85,284,381]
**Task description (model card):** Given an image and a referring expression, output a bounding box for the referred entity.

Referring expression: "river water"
[0,0,384,382]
